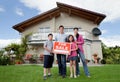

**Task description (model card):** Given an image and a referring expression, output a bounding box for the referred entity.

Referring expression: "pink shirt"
[69,42,77,57]
[76,34,84,54]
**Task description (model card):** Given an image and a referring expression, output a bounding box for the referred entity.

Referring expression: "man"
[55,25,67,78]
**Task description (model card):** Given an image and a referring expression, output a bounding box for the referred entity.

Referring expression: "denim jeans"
[76,57,80,75]
[76,49,90,76]
[57,54,66,75]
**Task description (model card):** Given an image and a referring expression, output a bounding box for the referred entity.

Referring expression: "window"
[64,26,81,32]
[64,27,73,32]
[39,27,51,33]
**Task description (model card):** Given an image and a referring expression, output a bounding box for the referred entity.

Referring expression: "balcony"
[27,30,92,45]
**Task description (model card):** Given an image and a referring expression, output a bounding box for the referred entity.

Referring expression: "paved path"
[19,63,104,67]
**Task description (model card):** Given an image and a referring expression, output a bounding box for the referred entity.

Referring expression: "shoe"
[87,76,91,78]
[62,75,66,78]
[74,75,77,78]
[77,74,80,77]
[59,73,62,76]
[48,74,52,77]
[70,74,73,78]
[43,76,47,80]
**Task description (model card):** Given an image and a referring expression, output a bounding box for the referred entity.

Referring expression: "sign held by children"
[53,41,71,54]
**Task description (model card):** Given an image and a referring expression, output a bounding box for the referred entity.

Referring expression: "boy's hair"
[73,27,79,31]
[48,33,53,37]
[59,25,64,29]
[67,35,75,42]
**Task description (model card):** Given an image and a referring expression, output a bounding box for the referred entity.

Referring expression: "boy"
[43,33,54,80]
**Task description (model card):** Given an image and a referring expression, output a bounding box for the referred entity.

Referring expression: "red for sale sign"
[53,41,71,55]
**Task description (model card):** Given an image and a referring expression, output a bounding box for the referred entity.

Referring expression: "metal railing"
[28,30,93,44]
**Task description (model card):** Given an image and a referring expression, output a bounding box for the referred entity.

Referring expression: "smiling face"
[68,35,74,42]
[59,25,64,34]
[48,35,53,40]
[74,29,78,35]
[48,34,53,41]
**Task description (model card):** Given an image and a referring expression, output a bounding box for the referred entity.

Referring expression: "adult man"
[55,25,67,78]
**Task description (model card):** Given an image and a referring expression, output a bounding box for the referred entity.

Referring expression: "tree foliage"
[3,34,31,59]
[102,43,120,64]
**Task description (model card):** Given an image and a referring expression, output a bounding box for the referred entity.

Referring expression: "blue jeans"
[57,54,66,75]
[76,49,90,76]
[76,57,80,75]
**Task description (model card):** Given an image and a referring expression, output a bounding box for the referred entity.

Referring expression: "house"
[13,2,106,63]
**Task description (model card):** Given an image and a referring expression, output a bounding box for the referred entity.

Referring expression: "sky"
[0,0,120,48]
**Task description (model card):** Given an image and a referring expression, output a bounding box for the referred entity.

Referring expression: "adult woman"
[73,27,90,77]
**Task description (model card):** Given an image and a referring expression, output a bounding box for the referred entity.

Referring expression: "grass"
[0,64,120,82]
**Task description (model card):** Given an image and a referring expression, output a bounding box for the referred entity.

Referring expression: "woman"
[73,27,90,77]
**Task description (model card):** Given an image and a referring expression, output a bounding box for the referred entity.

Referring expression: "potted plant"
[85,59,90,64]
[15,59,22,64]
[29,54,37,64]
[93,53,98,63]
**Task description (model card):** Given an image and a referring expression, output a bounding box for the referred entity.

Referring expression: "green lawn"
[0,64,120,82]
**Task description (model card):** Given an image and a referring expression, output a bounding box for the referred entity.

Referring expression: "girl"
[68,35,78,78]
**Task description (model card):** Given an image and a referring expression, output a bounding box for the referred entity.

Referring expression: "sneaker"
[62,75,66,78]
[70,74,73,78]
[77,74,80,77]
[43,76,47,80]
[87,76,91,78]
[48,74,52,77]
[74,75,77,78]
[59,73,62,76]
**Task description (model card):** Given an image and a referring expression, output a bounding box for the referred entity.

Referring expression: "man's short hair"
[59,25,64,29]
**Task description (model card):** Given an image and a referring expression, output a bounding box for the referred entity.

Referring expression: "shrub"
[101,59,106,64]
[0,55,10,65]
[106,58,114,64]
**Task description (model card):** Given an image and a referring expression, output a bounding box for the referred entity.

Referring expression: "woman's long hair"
[67,35,75,42]
[76,33,79,40]
[73,27,79,40]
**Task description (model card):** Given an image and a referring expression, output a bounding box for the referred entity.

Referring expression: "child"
[68,35,78,78]
[43,33,54,80]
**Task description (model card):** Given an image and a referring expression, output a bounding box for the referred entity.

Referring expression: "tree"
[102,43,120,64]
[18,34,31,56]
[4,34,31,60]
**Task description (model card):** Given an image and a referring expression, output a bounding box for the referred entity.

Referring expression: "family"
[43,25,90,80]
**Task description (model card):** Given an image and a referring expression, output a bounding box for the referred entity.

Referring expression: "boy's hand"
[52,51,57,54]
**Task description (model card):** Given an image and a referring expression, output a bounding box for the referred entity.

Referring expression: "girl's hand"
[68,52,70,55]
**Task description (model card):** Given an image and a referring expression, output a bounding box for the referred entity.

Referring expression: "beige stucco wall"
[21,12,103,61]
[21,18,55,37]
[26,44,44,56]
[55,13,97,31]
[83,40,103,61]
[22,12,98,40]
[91,41,103,59]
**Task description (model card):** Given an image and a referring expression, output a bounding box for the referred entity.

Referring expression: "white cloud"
[101,30,108,34]
[100,35,120,47]
[0,7,5,12]
[15,8,24,16]
[20,0,120,22]
[0,39,21,49]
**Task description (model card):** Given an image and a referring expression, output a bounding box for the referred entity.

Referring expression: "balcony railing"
[27,30,92,44]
